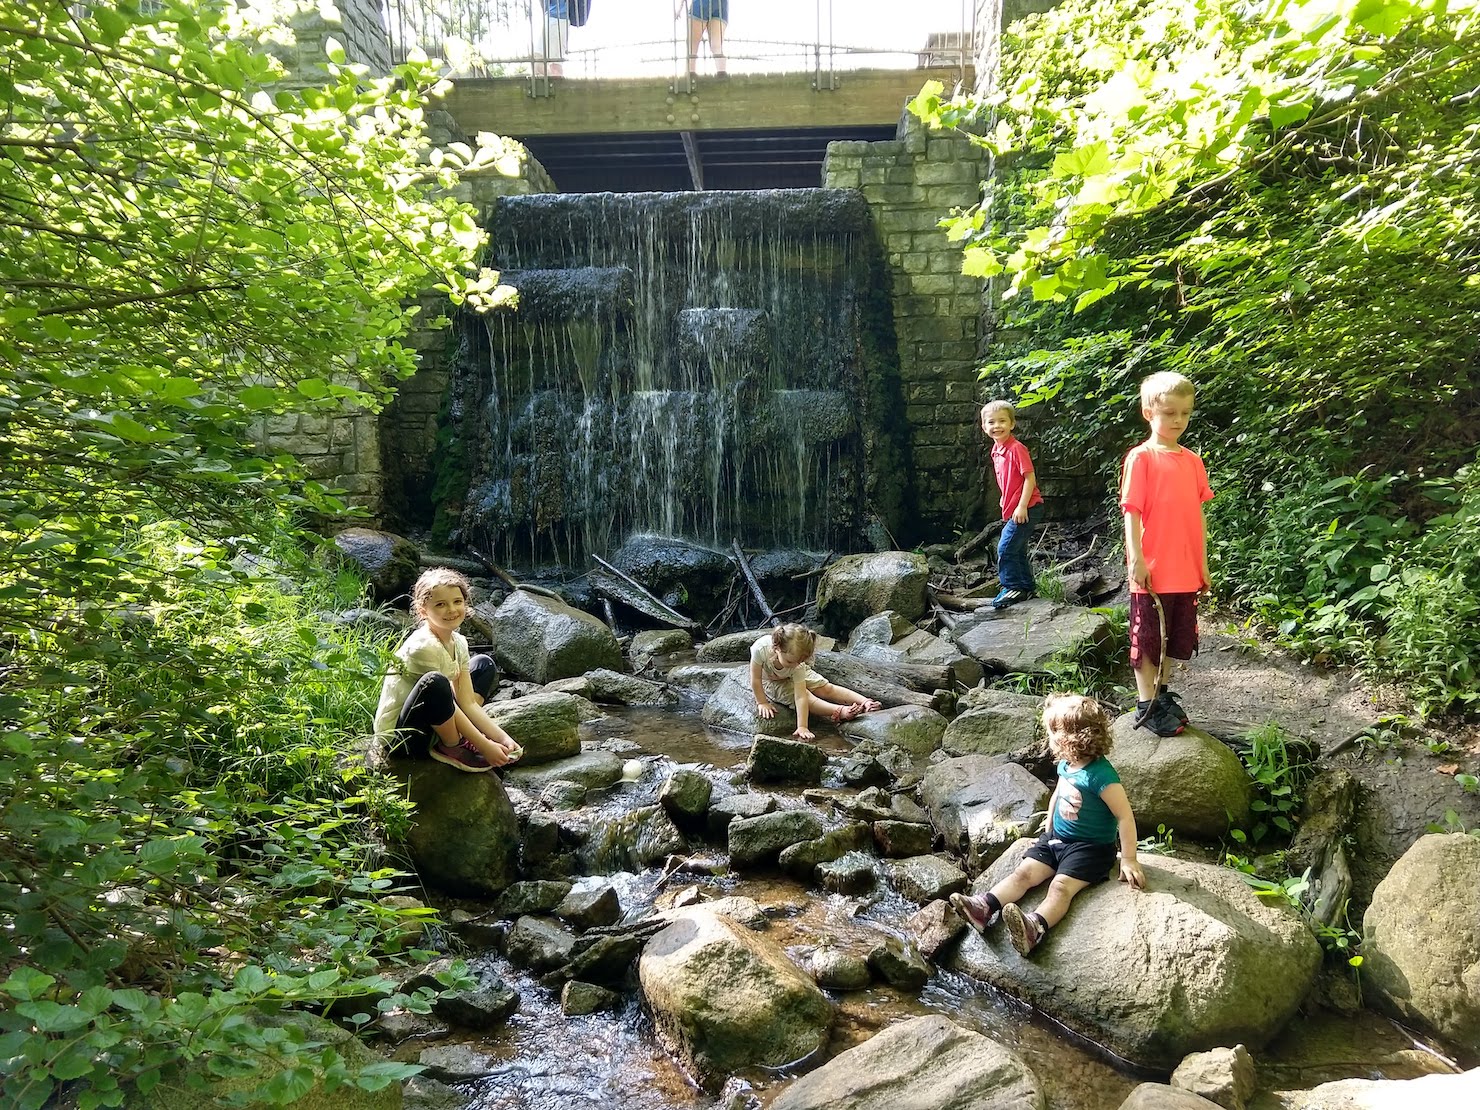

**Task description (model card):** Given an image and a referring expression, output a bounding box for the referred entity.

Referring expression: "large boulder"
[491,589,623,682]
[331,527,420,605]
[1110,714,1253,840]
[696,628,771,663]
[667,661,747,697]
[816,551,929,635]
[891,626,985,687]
[922,755,1049,869]
[612,533,735,622]
[1281,1069,1480,1109]
[701,669,795,736]
[949,848,1322,1070]
[948,599,1113,674]
[639,907,833,1088]
[400,761,519,895]
[1363,833,1480,1050]
[770,1014,1044,1110]
[840,704,947,755]
[943,689,1043,757]
[481,691,584,765]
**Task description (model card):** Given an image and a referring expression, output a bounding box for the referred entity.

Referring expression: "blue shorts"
[691,0,728,21]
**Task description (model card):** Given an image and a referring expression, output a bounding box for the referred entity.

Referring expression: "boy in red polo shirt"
[1120,372,1213,736]
[982,400,1045,610]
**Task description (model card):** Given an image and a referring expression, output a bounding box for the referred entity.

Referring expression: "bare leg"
[1030,873,1091,928]
[1133,658,1160,702]
[799,688,851,722]
[815,682,881,714]
[687,19,703,75]
[988,858,1054,907]
[708,19,726,74]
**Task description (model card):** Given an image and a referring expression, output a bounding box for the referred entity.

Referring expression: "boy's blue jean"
[996,504,1044,593]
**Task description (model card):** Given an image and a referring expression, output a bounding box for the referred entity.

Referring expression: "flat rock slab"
[950,848,1321,1071]
[949,599,1112,674]
[770,1014,1044,1110]
[922,755,1049,870]
[1281,1069,1480,1110]
[943,689,1044,757]
[841,704,947,755]
[666,662,746,697]
[503,749,624,793]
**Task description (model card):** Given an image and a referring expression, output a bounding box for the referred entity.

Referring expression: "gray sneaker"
[949,893,999,933]
[430,740,493,773]
[1002,903,1044,956]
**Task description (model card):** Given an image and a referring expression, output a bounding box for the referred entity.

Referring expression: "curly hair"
[411,566,471,617]
[771,622,817,660]
[1042,693,1112,763]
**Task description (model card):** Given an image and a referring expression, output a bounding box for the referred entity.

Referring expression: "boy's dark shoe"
[991,588,1033,611]
[1157,689,1190,727]
[1002,903,1044,956]
[949,892,1000,933]
[1133,698,1185,737]
[431,740,493,773]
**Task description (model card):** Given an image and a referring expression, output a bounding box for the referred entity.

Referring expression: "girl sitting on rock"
[373,567,523,773]
[951,694,1144,955]
[750,623,881,742]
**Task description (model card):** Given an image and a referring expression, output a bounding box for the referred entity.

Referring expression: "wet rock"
[1363,833,1480,1048]
[846,611,917,648]
[330,527,420,604]
[639,907,834,1088]
[406,958,519,1030]
[660,769,714,827]
[520,811,561,869]
[702,670,796,736]
[506,915,577,973]
[491,589,624,682]
[836,786,896,823]
[447,910,504,950]
[417,1043,502,1082]
[891,794,930,823]
[746,734,826,784]
[612,534,735,622]
[866,937,931,991]
[481,691,585,766]
[696,895,769,929]
[777,821,871,880]
[810,947,872,991]
[561,980,620,1016]
[873,820,934,857]
[922,755,1049,869]
[838,752,890,786]
[728,809,825,868]
[505,749,624,793]
[696,628,772,663]
[1110,714,1253,840]
[1170,1044,1255,1110]
[1281,1069,1480,1109]
[555,882,622,931]
[402,1074,464,1110]
[546,668,675,706]
[707,791,777,837]
[948,599,1113,674]
[817,852,876,894]
[667,661,747,696]
[943,689,1044,757]
[1118,1085,1224,1110]
[840,704,947,755]
[582,805,687,872]
[539,779,588,810]
[949,850,1322,1071]
[816,551,929,635]
[886,854,968,903]
[556,932,646,987]
[399,761,519,896]
[495,881,573,918]
[769,1014,1043,1110]
[631,628,694,670]
[907,898,966,961]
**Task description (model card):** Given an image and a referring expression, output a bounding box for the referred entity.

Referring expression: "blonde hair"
[411,567,470,617]
[1042,694,1112,763]
[1139,372,1195,410]
[981,400,1016,424]
[771,622,817,660]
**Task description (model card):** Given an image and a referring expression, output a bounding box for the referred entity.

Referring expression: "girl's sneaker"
[949,893,999,933]
[431,740,493,773]
[1002,903,1045,956]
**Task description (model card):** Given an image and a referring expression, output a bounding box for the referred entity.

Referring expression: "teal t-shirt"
[1048,756,1121,844]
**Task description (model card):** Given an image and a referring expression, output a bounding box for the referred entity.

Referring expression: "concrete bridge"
[440,66,973,192]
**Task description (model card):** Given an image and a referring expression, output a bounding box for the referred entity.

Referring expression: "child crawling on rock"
[951,694,1144,955]
[373,567,523,773]
[750,623,881,742]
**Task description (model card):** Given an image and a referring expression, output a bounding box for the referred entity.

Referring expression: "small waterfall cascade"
[438,189,908,568]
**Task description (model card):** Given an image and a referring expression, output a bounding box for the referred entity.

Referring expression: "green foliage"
[1137,823,1175,855]
[911,0,1480,712]
[0,2,517,1104]
[1228,721,1313,847]
[1427,808,1480,837]
[992,604,1131,700]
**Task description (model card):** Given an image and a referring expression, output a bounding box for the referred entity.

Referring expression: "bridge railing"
[382,0,980,89]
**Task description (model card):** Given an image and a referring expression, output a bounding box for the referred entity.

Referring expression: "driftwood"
[1049,533,1099,576]
[731,540,779,626]
[1287,769,1359,927]
[955,520,1004,562]
[469,548,564,601]
[600,598,618,634]
[929,586,995,613]
[590,555,700,632]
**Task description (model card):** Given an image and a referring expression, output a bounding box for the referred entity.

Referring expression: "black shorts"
[1024,834,1118,883]
[391,653,499,756]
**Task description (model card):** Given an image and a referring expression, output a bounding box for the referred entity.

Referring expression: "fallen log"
[469,548,564,601]
[731,540,779,627]
[929,586,995,612]
[955,520,1004,563]
[590,556,700,633]
[811,650,949,710]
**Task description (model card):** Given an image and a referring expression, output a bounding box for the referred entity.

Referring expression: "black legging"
[392,654,499,756]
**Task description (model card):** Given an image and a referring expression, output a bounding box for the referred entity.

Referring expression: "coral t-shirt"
[1119,442,1213,594]
[991,436,1044,521]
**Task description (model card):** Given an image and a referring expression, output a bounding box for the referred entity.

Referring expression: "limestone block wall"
[824,116,990,537]
[284,1,393,78]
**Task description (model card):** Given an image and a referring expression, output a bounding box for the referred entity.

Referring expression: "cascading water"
[436,190,911,568]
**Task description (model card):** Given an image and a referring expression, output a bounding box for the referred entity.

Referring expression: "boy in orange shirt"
[1120,372,1213,737]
